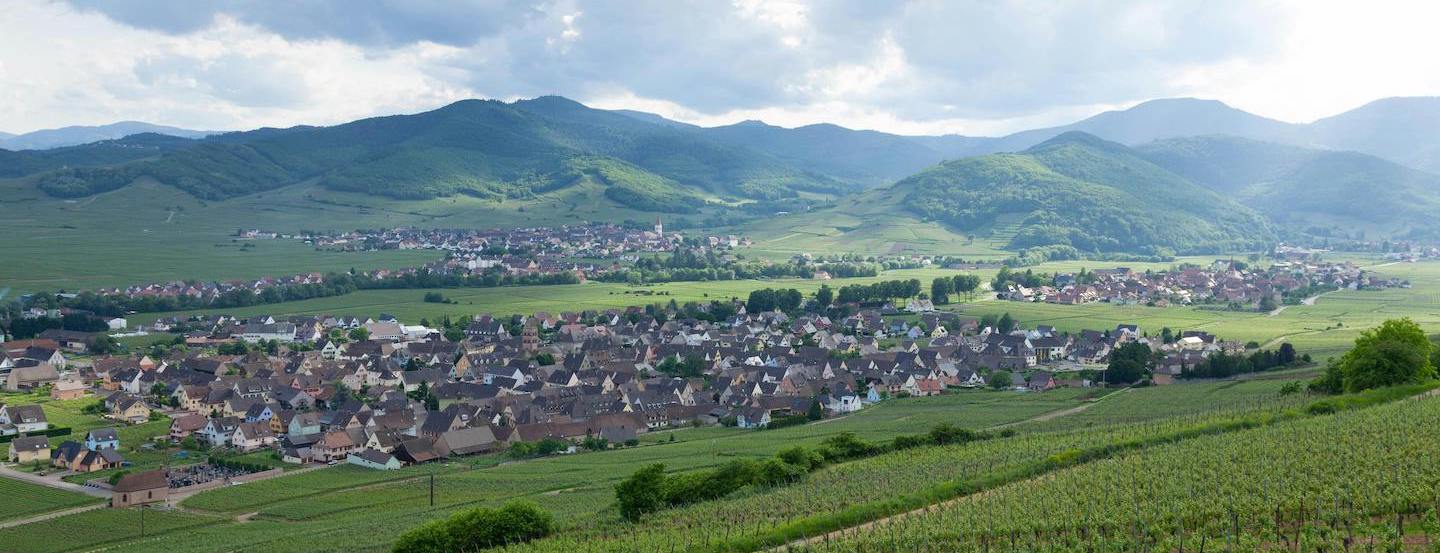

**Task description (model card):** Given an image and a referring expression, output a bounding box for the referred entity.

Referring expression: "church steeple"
[654,216,663,235]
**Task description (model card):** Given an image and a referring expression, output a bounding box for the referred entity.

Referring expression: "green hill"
[893,132,1274,254]
[1137,135,1440,237]
[15,97,848,212]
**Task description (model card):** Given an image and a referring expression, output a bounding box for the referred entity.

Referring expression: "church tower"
[653,216,663,235]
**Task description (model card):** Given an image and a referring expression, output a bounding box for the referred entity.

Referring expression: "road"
[0,464,111,498]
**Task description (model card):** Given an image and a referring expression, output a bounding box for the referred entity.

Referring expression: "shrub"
[616,463,667,521]
[392,501,553,553]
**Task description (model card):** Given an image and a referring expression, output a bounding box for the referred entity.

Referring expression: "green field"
[0,176,679,293]
[0,389,1092,553]
[0,478,100,523]
[127,267,968,325]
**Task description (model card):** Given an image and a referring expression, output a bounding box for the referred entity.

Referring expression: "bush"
[392,501,553,553]
[616,463,667,521]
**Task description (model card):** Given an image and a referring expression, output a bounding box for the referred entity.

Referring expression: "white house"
[239,323,297,343]
[106,318,128,330]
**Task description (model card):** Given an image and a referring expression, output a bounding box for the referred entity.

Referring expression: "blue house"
[85,428,120,451]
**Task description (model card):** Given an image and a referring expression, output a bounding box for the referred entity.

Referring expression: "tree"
[1277,342,1297,366]
[953,274,981,300]
[1160,327,1174,344]
[814,284,834,309]
[616,463,667,521]
[1105,342,1152,385]
[806,399,823,421]
[348,327,370,342]
[997,313,1016,334]
[1258,295,1278,312]
[989,371,1012,390]
[1333,318,1436,392]
[931,277,952,305]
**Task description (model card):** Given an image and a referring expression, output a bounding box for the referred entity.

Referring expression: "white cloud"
[3,0,1440,136]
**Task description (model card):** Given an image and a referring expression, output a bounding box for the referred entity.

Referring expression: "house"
[111,395,153,424]
[52,441,123,472]
[8,436,51,464]
[86,428,121,451]
[905,299,936,313]
[238,323,297,343]
[1027,372,1055,392]
[169,414,208,441]
[50,378,89,400]
[348,448,402,470]
[5,362,59,391]
[112,470,169,508]
[230,422,277,452]
[0,404,49,434]
[106,318,129,331]
[737,407,771,429]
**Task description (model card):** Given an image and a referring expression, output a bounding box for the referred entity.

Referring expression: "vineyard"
[487,383,1322,553]
[0,478,99,523]
[794,393,1440,552]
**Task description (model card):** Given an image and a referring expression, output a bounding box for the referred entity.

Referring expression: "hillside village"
[1,290,1297,510]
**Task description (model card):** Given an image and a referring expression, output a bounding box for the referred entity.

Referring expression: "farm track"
[0,503,105,530]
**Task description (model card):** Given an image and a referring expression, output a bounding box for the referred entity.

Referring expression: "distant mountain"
[1137,135,1440,236]
[0,131,14,140]
[1306,97,1440,173]
[0,133,197,179]
[698,120,959,185]
[893,132,1273,254]
[17,97,849,212]
[967,98,1300,155]
[0,121,216,150]
[608,109,700,130]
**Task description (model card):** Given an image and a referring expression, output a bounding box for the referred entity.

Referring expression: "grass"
[0,478,100,523]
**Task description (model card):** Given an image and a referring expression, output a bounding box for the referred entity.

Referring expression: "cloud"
[5,0,1440,136]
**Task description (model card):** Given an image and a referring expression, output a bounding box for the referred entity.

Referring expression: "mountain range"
[0,121,216,151]
[6,95,1440,251]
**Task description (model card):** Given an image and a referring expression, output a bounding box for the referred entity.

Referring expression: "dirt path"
[0,503,106,530]
[989,387,1131,430]
[1268,289,1336,317]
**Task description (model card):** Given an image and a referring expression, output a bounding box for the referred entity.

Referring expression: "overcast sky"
[3,0,1439,136]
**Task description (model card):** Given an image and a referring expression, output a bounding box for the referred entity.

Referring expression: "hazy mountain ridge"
[1138,135,1440,237]
[0,121,216,150]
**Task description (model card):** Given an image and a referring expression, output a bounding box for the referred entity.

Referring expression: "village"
[1,290,1295,511]
[998,258,1404,308]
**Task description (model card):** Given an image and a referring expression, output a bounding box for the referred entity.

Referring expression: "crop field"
[0,506,218,553]
[127,267,970,325]
[0,478,100,523]
[812,392,1440,552]
[1,389,1088,553]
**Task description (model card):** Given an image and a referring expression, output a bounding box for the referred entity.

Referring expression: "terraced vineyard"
[804,393,1440,552]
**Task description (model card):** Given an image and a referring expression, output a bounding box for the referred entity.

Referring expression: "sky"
[2,0,1439,136]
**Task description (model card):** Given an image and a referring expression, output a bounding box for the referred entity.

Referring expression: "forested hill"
[1137,135,1440,238]
[12,96,849,212]
[894,132,1275,255]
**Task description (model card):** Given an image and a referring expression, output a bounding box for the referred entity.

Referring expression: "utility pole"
[429,474,434,506]
[140,505,145,538]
